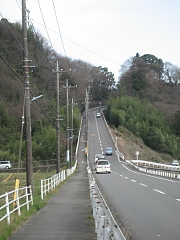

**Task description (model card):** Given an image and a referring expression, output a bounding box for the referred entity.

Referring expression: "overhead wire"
[0,10,56,125]
[51,0,71,71]
[37,0,58,61]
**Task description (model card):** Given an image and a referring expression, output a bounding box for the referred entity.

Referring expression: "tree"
[162,62,180,84]
[90,66,115,100]
[141,54,164,80]
[173,111,180,136]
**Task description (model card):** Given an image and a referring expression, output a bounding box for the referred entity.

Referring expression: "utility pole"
[64,80,77,169]
[85,86,90,137]
[53,66,70,172]
[70,98,74,168]
[66,79,70,169]
[22,0,33,194]
[55,61,60,173]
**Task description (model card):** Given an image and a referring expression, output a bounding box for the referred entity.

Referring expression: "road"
[88,109,180,240]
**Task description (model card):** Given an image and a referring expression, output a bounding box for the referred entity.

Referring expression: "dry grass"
[110,125,174,164]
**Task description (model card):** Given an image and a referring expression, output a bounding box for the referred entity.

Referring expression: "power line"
[37,0,58,61]
[30,19,121,67]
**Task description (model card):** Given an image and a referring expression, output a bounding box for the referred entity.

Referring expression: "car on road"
[94,153,105,163]
[95,159,111,174]
[172,160,179,166]
[105,147,113,155]
[0,161,12,169]
[96,112,101,118]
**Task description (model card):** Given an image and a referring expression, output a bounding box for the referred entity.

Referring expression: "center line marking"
[140,183,147,187]
[131,180,136,182]
[153,189,166,195]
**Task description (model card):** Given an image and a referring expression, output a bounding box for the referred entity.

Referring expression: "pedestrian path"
[9,119,96,240]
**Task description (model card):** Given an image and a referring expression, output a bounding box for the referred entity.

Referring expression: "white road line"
[120,175,123,177]
[131,179,136,182]
[176,199,180,202]
[124,177,128,179]
[140,183,147,187]
[123,164,176,182]
[153,189,166,195]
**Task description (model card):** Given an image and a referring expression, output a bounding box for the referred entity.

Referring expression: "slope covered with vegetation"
[106,96,180,158]
[0,18,115,164]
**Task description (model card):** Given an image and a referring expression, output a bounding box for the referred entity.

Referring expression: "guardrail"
[87,164,126,240]
[101,111,125,161]
[0,186,33,224]
[129,160,180,180]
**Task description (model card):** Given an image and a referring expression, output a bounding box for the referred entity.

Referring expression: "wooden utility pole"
[22,0,33,193]
[64,80,77,169]
[66,79,70,169]
[55,61,61,173]
[70,98,74,168]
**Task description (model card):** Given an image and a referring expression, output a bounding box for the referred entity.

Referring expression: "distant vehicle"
[172,160,179,166]
[95,159,111,174]
[0,161,12,169]
[105,147,113,155]
[94,153,105,163]
[96,112,101,118]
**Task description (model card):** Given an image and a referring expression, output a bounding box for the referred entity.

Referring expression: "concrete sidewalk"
[9,120,96,240]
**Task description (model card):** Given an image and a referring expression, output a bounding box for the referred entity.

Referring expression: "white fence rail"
[40,117,82,200]
[40,162,78,200]
[0,186,33,224]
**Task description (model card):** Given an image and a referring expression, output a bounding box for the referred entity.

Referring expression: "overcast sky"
[1,0,180,81]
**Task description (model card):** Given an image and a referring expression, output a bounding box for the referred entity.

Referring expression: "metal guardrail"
[87,165,126,240]
[0,186,33,224]
[129,160,180,180]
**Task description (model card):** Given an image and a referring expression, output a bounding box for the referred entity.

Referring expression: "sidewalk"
[9,120,96,240]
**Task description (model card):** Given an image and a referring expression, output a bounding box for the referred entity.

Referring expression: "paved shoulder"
[9,122,96,240]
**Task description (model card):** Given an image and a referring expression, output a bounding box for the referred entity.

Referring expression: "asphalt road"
[88,109,180,240]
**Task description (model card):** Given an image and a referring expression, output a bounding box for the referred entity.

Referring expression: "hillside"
[110,125,174,164]
[118,54,180,129]
[0,19,115,162]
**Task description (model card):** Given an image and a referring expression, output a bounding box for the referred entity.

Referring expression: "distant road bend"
[88,108,180,240]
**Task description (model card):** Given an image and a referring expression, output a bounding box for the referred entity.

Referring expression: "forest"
[0,18,179,164]
[0,19,115,165]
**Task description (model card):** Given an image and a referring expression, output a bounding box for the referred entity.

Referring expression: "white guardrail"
[0,186,33,224]
[129,160,180,180]
[87,164,126,240]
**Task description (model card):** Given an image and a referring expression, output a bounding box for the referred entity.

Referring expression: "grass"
[0,170,66,240]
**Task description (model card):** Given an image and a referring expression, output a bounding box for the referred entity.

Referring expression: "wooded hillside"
[0,19,115,163]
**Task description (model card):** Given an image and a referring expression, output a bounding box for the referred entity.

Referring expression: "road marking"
[124,177,128,179]
[123,164,176,182]
[140,183,147,187]
[176,199,180,202]
[153,189,166,195]
[131,179,136,182]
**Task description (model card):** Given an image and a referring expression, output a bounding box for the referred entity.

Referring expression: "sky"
[1,0,180,82]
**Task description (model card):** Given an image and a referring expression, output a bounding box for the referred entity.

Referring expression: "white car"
[172,160,179,166]
[94,154,105,163]
[95,159,111,174]
[96,112,101,118]
[0,161,12,169]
